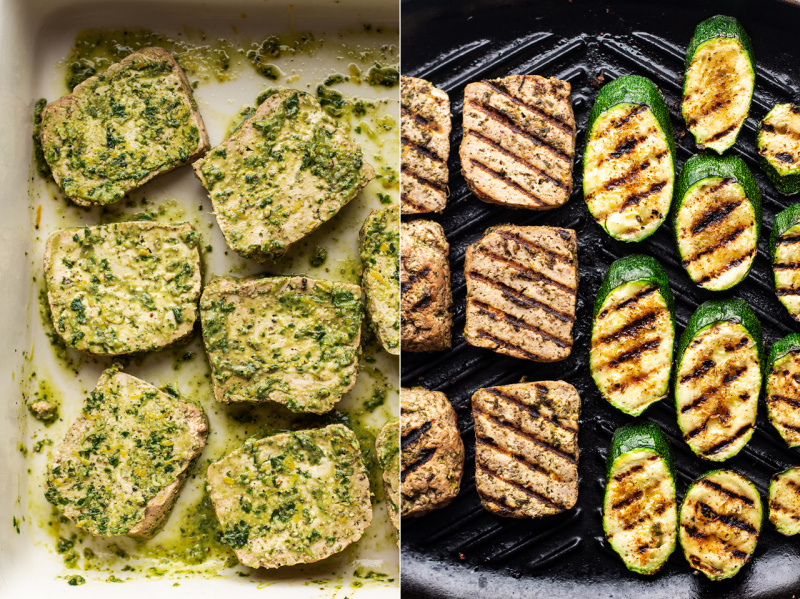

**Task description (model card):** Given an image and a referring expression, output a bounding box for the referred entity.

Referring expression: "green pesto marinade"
[200,275,363,413]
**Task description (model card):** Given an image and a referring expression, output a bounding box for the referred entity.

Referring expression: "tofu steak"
[207,424,371,569]
[41,47,209,206]
[200,275,362,413]
[401,387,464,516]
[45,368,208,538]
[472,381,580,518]
[464,225,578,362]
[401,220,453,352]
[360,206,400,355]
[401,76,451,214]
[461,75,576,209]
[194,90,374,262]
[44,221,201,355]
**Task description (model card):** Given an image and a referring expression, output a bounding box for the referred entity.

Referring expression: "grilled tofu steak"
[460,75,576,209]
[603,422,677,575]
[682,16,755,154]
[769,467,800,535]
[46,367,208,538]
[674,154,761,291]
[584,75,675,242]
[464,225,578,362]
[765,335,800,447]
[376,417,400,543]
[207,424,371,569]
[200,275,362,414]
[401,76,451,214]
[360,206,400,355]
[44,221,201,355]
[675,299,762,462]
[472,381,580,518]
[680,470,762,580]
[401,387,464,517]
[41,47,209,206]
[591,255,675,417]
[771,204,800,321]
[758,103,800,195]
[401,220,452,352]
[194,90,374,262]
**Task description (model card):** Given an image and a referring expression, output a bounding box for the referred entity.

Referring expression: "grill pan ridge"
[401,1,800,597]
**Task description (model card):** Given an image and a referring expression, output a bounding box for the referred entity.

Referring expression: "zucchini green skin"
[679,469,763,580]
[606,421,675,479]
[673,153,763,232]
[675,298,764,372]
[769,203,800,260]
[682,15,755,153]
[583,75,676,242]
[758,105,800,195]
[768,333,800,370]
[593,254,675,319]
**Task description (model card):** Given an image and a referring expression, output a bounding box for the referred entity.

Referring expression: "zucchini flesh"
[675,177,757,290]
[766,345,800,447]
[591,280,673,416]
[683,34,754,153]
[758,104,800,196]
[675,321,759,461]
[680,470,762,580]
[604,448,677,574]
[769,467,800,535]
[773,222,800,320]
[584,102,673,242]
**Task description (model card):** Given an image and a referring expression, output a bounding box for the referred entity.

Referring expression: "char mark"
[598,286,657,319]
[684,420,708,441]
[613,104,648,129]
[606,339,660,368]
[773,262,800,271]
[472,300,571,348]
[477,463,567,511]
[476,436,561,481]
[401,447,437,482]
[680,359,716,384]
[702,123,738,144]
[481,79,574,135]
[776,288,800,297]
[697,249,755,285]
[402,135,446,165]
[493,228,575,266]
[402,167,447,194]
[699,478,755,506]
[401,421,432,449]
[468,159,550,207]
[474,247,577,295]
[597,311,660,345]
[701,424,753,457]
[683,226,747,266]
[777,234,800,246]
[776,152,795,163]
[468,272,574,323]
[612,489,643,510]
[769,393,800,410]
[619,180,668,211]
[474,329,548,361]
[475,408,577,464]
[484,387,577,431]
[401,105,440,132]
[690,195,740,236]
[610,136,643,160]
[697,501,757,535]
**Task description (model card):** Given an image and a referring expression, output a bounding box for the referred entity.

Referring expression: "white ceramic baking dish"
[0,0,399,596]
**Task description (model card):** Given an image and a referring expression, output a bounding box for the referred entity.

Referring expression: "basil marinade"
[20,24,398,585]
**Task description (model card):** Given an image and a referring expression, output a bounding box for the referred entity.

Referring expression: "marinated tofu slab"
[461,75,576,209]
[41,47,209,206]
[45,368,208,538]
[376,417,400,542]
[360,206,400,355]
[193,90,374,262]
[472,381,580,518]
[464,225,578,362]
[44,221,201,355]
[401,387,464,516]
[401,76,451,214]
[206,424,371,569]
[200,275,362,413]
[401,220,452,352]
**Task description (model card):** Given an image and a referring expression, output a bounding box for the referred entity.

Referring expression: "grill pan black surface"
[401,1,800,597]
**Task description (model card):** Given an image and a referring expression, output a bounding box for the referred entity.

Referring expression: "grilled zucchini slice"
[584,75,676,242]
[758,104,800,195]
[603,422,677,575]
[682,15,755,153]
[769,467,800,535]
[771,203,800,321]
[591,255,675,416]
[765,334,800,446]
[675,298,762,461]
[679,470,762,580]
[674,154,761,291]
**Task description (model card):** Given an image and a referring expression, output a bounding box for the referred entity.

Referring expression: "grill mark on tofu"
[476,248,577,295]
[401,421,432,449]
[474,330,547,361]
[482,79,574,134]
[401,447,438,482]
[401,106,441,133]
[474,408,577,464]
[493,228,574,265]
[402,136,447,164]
[466,130,569,190]
[472,300,571,348]
[467,101,572,164]
[466,272,574,323]
[402,167,447,193]
[477,463,568,511]
[476,436,562,482]
[484,387,578,432]
[466,159,550,207]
